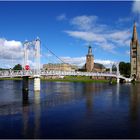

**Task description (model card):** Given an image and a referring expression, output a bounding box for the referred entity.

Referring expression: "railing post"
[116,62,120,84]
[9,69,12,78]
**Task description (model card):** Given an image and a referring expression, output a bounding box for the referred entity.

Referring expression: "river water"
[0,80,140,138]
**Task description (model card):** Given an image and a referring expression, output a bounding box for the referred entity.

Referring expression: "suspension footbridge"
[0,37,132,91]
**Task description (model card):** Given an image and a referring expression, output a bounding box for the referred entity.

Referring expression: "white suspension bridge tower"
[23,37,41,91]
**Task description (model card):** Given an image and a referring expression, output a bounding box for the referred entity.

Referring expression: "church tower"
[86,46,94,72]
[130,22,140,80]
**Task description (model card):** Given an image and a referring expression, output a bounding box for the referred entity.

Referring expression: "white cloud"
[106,30,131,46]
[108,30,130,41]
[118,17,131,23]
[71,15,98,31]
[95,59,116,68]
[65,31,106,42]
[65,28,130,53]
[4,40,22,48]
[45,52,53,57]
[124,40,130,46]
[64,14,131,55]
[57,14,67,21]
[65,28,131,48]
[64,15,131,53]
[0,38,39,68]
[132,0,140,14]
[0,38,23,59]
[0,38,23,68]
[98,42,116,53]
[126,50,130,55]
[0,57,23,69]
[60,56,86,67]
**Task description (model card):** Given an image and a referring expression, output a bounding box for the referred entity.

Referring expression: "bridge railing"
[0,69,120,78]
[0,70,35,77]
[40,70,117,77]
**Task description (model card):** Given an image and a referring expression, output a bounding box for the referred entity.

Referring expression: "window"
[132,45,136,48]
[134,60,136,64]
[132,51,136,57]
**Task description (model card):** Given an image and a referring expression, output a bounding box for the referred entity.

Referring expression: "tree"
[125,63,131,77]
[119,62,126,75]
[13,64,22,70]
[112,64,117,71]
[119,61,130,77]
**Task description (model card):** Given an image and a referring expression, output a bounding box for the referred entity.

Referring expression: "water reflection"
[129,84,140,138]
[116,83,120,104]
[84,83,94,115]
[1,80,140,138]
[22,90,29,138]
[22,90,41,138]
[34,91,41,138]
[84,83,113,115]
[130,84,140,120]
[22,90,29,106]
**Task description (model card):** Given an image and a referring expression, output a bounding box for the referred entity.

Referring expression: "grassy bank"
[0,76,116,84]
[41,76,116,83]
[42,79,110,83]
[0,77,22,80]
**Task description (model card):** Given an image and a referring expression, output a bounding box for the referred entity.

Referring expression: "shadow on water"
[129,84,140,138]
[22,90,29,139]
[22,90,29,106]
[22,90,41,139]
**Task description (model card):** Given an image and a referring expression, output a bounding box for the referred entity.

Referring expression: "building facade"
[130,22,140,80]
[94,63,106,72]
[85,46,106,72]
[43,63,77,71]
[86,46,94,72]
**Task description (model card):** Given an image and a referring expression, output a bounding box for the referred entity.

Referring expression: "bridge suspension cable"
[45,46,65,64]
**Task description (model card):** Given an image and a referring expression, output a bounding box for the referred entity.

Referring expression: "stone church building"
[130,22,140,80]
[85,46,106,72]
[86,46,94,72]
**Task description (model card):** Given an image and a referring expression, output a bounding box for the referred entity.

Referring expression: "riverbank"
[0,76,116,83]
[41,76,117,83]
[0,77,22,80]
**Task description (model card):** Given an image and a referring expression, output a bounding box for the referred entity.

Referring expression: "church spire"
[132,21,138,41]
[88,46,92,55]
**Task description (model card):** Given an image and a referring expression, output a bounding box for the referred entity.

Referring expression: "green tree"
[119,62,126,75]
[13,64,22,70]
[119,61,130,77]
[112,64,117,71]
[125,63,130,77]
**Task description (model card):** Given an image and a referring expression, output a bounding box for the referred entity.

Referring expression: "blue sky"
[0,1,140,68]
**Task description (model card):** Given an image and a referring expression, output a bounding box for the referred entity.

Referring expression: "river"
[0,80,140,138]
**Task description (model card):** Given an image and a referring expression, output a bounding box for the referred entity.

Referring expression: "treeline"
[0,64,22,71]
[13,64,22,70]
[0,68,9,70]
[119,62,130,78]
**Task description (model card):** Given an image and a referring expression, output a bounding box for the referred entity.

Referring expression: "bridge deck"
[0,70,132,82]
